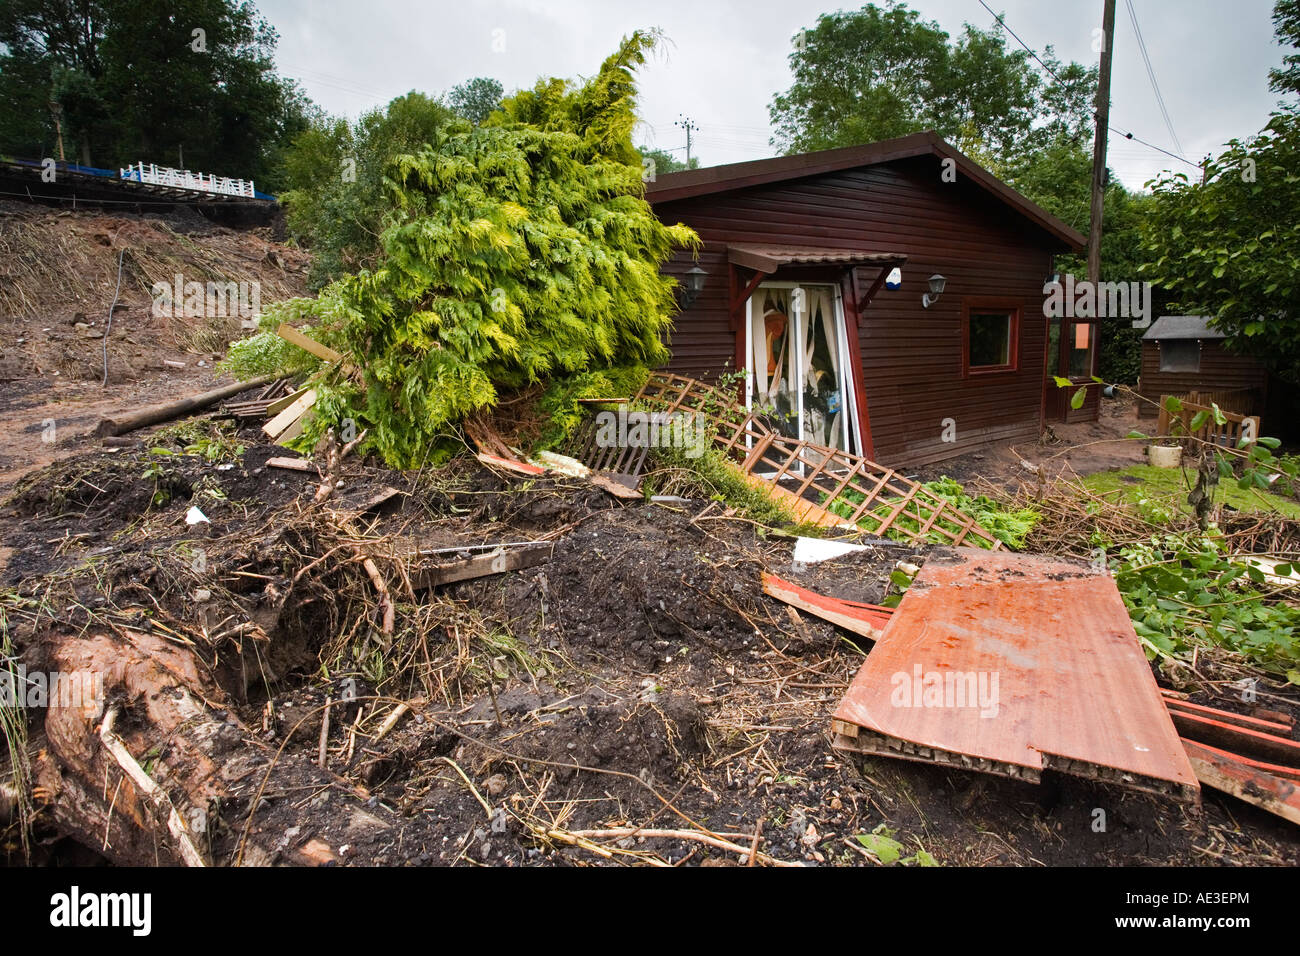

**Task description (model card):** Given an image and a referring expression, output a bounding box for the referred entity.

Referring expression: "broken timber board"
[1168,709,1300,768]
[275,410,313,445]
[830,548,1200,801]
[277,325,344,364]
[266,385,312,417]
[761,572,892,642]
[1181,738,1300,825]
[590,473,643,500]
[1162,695,1294,735]
[412,542,553,590]
[263,389,317,440]
[266,456,315,472]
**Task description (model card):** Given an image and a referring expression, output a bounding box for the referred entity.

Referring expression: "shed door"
[745,283,859,454]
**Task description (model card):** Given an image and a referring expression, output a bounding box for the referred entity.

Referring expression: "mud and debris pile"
[1,396,1297,868]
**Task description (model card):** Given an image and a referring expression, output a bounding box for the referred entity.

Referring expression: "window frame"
[1158,338,1201,373]
[961,298,1021,377]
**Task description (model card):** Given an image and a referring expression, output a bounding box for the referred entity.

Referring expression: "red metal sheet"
[832,549,1200,799]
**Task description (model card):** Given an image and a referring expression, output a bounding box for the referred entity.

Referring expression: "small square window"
[969,312,1013,369]
[1159,339,1200,372]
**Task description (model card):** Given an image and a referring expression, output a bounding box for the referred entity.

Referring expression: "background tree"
[767,2,1090,163]
[448,76,504,124]
[638,146,698,178]
[0,0,309,187]
[1141,2,1300,386]
[1141,110,1300,384]
[280,91,458,287]
[1270,0,1300,96]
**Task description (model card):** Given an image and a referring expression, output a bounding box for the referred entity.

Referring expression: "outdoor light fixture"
[679,265,708,308]
[922,274,946,309]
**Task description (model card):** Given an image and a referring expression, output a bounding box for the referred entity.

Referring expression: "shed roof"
[646,131,1086,252]
[727,243,906,274]
[1143,315,1225,341]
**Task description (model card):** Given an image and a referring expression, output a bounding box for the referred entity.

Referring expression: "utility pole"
[675,115,698,166]
[1087,0,1117,285]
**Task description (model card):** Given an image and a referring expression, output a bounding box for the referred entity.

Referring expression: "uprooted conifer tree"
[228,31,698,468]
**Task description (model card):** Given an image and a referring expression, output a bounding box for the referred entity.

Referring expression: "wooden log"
[94,375,277,437]
[412,542,553,590]
[33,626,381,866]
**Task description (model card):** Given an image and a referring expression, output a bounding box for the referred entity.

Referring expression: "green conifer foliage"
[235,32,697,468]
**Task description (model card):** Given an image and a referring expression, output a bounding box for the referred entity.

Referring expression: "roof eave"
[646,130,1086,253]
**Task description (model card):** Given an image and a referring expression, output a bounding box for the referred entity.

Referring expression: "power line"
[976,0,1067,84]
[1125,0,1184,158]
[975,0,1200,170]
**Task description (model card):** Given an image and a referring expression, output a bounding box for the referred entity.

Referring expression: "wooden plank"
[1169,710,1300,768]
[1161,695,1294,735]
[263,389,317,440]
[590,473,643,500]
[761,572,892,642]
[266,456,314,472]
[412,542,553,589]
[277,325,344,363]
[831,549,1200,800]
[1182,738,1300,825]
[275,409,313,445]
[266,385,312,416]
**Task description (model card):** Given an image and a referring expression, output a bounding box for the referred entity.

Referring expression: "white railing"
[119,162,255,198]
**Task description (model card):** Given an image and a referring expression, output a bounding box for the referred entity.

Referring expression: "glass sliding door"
[745,282,858,456]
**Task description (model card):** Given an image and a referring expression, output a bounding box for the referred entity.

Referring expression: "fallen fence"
[634,372,1002,549]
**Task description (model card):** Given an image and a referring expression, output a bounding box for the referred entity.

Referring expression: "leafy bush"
[1116,532,1300,677]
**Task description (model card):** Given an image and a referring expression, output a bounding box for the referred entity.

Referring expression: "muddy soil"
[2,420,1297,867]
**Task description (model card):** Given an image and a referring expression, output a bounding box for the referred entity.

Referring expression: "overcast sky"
[258,0,1288,191]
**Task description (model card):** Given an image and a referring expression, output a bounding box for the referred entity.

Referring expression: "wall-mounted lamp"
[921,274,946,309]
[678,265,708,309]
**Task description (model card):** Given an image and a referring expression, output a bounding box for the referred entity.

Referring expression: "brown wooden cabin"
[1136,315,1269,419]
[646,131,1090,468]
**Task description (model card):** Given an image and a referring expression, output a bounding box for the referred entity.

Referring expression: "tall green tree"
[0,0,309,186]
[1270,0,1300,95]
[1140,2,1300,384]
[281,91,457,287]
[233,33,699,469]
[768,2,1092,163]
[1141,111,1300,383]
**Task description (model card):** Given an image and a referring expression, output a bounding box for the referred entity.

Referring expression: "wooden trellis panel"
[634,372,1001,549]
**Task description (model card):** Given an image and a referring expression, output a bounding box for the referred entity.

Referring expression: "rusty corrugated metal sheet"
[831,549,1200,800]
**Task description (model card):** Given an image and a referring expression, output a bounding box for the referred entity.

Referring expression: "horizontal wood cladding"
[1136,342,1269,417]
[655,156,1060,468]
